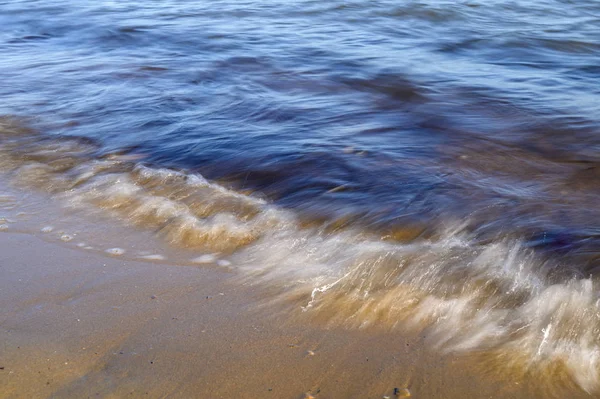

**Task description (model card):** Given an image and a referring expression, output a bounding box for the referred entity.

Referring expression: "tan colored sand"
[0,233,590,399]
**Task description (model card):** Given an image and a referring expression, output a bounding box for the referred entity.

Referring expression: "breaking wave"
[1,117,599,395]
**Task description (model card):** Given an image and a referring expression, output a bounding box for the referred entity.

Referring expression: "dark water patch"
[138,66,169,72]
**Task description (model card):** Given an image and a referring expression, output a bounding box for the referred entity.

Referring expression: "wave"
[1,116,599,395]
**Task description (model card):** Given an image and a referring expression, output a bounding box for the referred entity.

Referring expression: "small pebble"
[307,350,315,356]
[150,295,157,300]
[217,259,231,267]
[76,242,87,248]
[60,234,73,242]
[0,224,8,231]
[191,254,216,264]
[40,226,54,233]
[105,248,125,256]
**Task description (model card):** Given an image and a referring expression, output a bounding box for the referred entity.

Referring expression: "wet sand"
[0,232,592,399]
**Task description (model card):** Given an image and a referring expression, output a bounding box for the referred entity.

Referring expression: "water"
[1,0,600,395]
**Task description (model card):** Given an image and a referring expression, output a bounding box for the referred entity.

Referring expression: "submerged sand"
[0,232,592,399]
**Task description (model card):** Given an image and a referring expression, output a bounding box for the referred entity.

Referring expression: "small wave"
[1,117,599,395]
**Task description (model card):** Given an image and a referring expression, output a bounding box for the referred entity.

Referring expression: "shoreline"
[0,231,591,398]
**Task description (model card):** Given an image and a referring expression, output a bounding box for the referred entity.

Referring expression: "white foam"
[191,254,217,264]
[60,234,73,242]
[105,247,125,256]
[232,222,600,392]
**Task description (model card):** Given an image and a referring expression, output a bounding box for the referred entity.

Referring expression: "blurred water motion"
[1,0,600,395]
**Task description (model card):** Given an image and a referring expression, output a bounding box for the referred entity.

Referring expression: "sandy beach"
[0,231,591,399]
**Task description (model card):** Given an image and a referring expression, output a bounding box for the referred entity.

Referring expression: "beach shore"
[0,231,590,399]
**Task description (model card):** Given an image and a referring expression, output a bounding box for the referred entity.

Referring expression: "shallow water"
[1,0,600,395]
